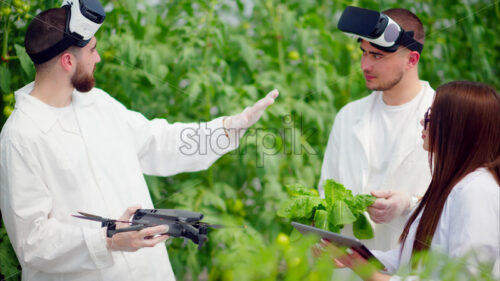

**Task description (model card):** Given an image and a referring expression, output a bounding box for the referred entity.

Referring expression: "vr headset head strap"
[367,30,423,53]
[28,6,90,64]
[397,31,423,53]
[27,0,104,64]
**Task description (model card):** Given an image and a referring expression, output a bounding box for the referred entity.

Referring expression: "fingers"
[248,89,279,114]
[334,258,346,268]
[116,205,142,229]
[367,206,385,217]
[370,190,393,198]
[368,198,389,210]
[227,89,278,130]
[349,249,365,260]
[119,205,141,221]
[142,234,169,247]
[139,225,167,238]
[312,243,324,258]
[367,206,386,223]
[249,96,274,115]
[108,223,169,252]
[266,89,279,99]
[138,225,169,247]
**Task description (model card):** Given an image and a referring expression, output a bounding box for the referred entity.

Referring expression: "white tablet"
[291,221,385,270]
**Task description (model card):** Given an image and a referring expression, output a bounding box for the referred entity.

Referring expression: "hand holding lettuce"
[277,180,376,239]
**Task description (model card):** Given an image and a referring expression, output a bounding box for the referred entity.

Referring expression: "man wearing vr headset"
[0,1,278,280]
[319,7,434,251]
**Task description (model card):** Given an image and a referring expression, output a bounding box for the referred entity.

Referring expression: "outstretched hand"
[223,89,279,132]
[106,206,169,252]
[367,190,411,224]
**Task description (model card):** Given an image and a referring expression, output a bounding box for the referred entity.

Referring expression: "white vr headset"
[28,0,106,64]
[337,6,423,53]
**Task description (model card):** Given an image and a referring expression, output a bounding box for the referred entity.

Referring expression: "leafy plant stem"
[495,1,500,21]
[201,0,216,71]
[2,16,9,67]
[201,1,217,190]
[269,2,286,84]
[194,189,205,212]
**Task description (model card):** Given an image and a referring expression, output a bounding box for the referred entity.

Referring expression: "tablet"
[291,221,385,270]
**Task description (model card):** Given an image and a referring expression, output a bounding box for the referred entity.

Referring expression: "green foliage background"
[1,0,499,280]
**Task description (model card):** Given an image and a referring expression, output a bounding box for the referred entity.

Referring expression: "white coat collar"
[14,81,95,134]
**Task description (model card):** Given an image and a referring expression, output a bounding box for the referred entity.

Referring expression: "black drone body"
[73,209,222,249]
[130,209,208,248]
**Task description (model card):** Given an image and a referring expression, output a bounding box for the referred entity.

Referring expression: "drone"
[73,209,226,249]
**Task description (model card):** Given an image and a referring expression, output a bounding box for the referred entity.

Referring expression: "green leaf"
[323,179,352,206]
[285,183,318,197]
[313,209,329,231]
[202,191,227,212]
[346,194,376,216]
[187,75,202,103]
[289,228,302,242]
[14,44,34,78]
[276,196,323,219]
[329,201,356,226]
[124,0,138,21]
[353,213,374,240]
[0,226,21,280]
[237,37,256,71]
[0,66,11,93]
[328,224,341,234]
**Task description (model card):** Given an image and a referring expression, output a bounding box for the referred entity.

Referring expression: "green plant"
[0,223,20,281]
[1,0,499,280]
[277,180,376,239]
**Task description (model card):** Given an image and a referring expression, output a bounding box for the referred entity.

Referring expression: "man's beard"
[71,65,95,92]
[366,69,404,91]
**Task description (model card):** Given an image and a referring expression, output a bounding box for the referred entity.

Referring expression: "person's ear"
[60,52,75,72]
[406,51,420,70]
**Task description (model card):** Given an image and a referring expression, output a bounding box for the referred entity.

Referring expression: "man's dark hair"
[383,8,425,45]
[25,8,78,70]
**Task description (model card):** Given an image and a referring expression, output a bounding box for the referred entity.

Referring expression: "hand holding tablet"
[291,221,385,270]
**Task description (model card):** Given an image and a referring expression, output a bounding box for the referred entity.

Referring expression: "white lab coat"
[373,168,500,280]
[319,81,435,250]
[0,82,239,281]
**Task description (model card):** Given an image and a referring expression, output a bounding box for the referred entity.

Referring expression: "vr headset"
[337,6,423,54]
[28,0,106,64]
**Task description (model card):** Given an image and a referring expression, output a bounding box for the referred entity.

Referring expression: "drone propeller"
[74,212,244,229]
[72,212,136,225]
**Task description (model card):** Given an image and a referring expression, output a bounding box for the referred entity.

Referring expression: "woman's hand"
[318,239,391,281]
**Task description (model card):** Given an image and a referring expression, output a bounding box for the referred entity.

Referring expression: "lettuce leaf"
[277,196,324,219]
[353,213,374,239]
[277,179,376,239]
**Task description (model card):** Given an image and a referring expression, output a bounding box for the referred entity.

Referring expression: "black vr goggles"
[337,6,423,54]
[28,0,106,64]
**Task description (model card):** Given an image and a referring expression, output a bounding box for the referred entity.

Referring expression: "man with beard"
[318,8,434,251]
[0,6,278,281]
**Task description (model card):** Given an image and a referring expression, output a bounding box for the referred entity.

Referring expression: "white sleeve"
[108,97,239,176]
[372,249,400,273]
[0,138,113,273]
[372,249,424,281]
[447,178,500,278]
[318,114,342,197]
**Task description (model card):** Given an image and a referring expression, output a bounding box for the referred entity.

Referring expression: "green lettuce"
[277,179,376,239]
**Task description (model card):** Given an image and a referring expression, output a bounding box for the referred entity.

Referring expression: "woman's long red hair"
[399,81,500,253]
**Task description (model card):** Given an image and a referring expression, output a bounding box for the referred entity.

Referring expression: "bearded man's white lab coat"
[0,82,239,281]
